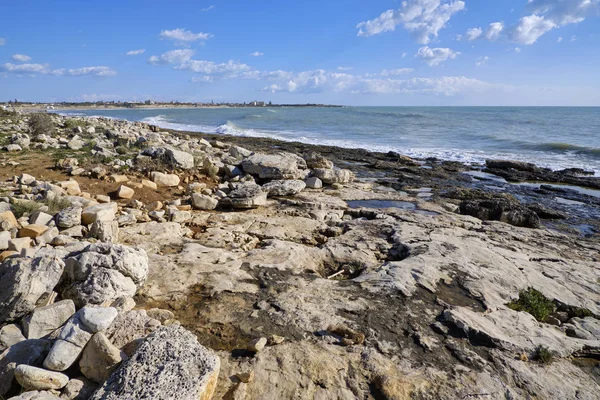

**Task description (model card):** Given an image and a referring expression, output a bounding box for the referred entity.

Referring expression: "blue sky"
[0,0,599,105]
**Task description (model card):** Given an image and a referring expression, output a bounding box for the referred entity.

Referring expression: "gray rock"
[56,207,82,229]
[14,364,69,391]
[241,153,306,180]
[305,176,323,189]
[229,146,252,158]
[67,139,84,151]
[81,203,117,225]
[22,300,76,339]
[103,310,161,350]
[79,307,118,333]
[12,133,30,149]
[79,332,123,383]
[0,249,65,324]
[219,183,267,209]
[5,144,22,152]
[304,152,333,169]
[0,324,26,352]
[88,221,119,242]
[8,390,61,400]
[36,227,59,246]
[60,377,97,400]
[0,339,52,397]
[90,325,219,400]
[43,314,93,371]
[262,180,306,197]
[312,167,355,184]
[191,193,218,210]
[164,149,194,169]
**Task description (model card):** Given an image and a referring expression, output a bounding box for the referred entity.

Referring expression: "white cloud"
[557,36,563,42]
[509,14,556,45]
[416,46,460,66]
[380,68,414,76]
[148,49,195,65]
[0,38,5,46]
[200,5,215,12]
[356,0,466,44]
[11,54,32,62]
[160,28,212,42]
[464,27,483,41]
[249,51,264,57]
[475,56,489,67]
[0,63,116,76]
[338,66,353,71]
[126,49,145,56]
[485,22,504,40]
[179,60,252,75]
[515,47,522,53]
[191,76,214,83]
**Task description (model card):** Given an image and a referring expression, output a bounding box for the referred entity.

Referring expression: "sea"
[59,106,600,175]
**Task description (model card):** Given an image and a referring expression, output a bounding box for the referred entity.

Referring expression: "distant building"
[145,100,156,105]
[249,101,265,106]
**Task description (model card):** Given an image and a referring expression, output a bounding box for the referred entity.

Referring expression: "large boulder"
[262,180,306,197]
[61,243,149,307]
[219,183,267,209]
[0,249,65,324]
[241,153,307,180]
[164,149,194,170]
[21,300,76,339]
[90,325,219,400]
[312,168,355,184]
[459,199,541,228]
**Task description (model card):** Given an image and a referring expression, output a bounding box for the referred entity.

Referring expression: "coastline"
[0,111,599,399]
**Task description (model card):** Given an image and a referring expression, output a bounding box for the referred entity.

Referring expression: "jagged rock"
[0,230,11,250]
[36,227,59,246]
[22,300,76,339]
[0,211,19,230]
[20,173,36,185]
[79,332,123,383]
[229,146,252,158]
[0,339,52,397]
[304,152,333,169]
[103,310,161,350]
[81,203,117,225]
[164,149,194,169]
[61,243,148,307]
[30,211,53,226]
[5,144,22,152]
[8,237,31,251]
[14,365,69,391]
[486,159,537,172]
[312,168,355,184]
[247,337,267,352]
[0,249,65,323]
[12,133,30,149]
[150,172,180,187]
[191,194,218,210]
[56,207,82,229]
[88,221,119,242]
[241,153,306,180]
[220,183,267,209]
[0,324,26,352]
[262,180,306,197]
[459,199,540,228]
[90,325,219,400]
[19,224,49,238]
[67,139,83,150]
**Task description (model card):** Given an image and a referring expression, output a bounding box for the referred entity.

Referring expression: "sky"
[0,0,599,106]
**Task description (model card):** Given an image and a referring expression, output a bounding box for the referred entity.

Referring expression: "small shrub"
[115,146,129,155]
[45,196,71,215]
[64,118,86,130]
[11,200,41,218]
[507,288,556,322]
[28,113,55,136]
[534,345,553,364]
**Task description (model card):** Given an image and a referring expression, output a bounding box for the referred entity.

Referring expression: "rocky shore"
[0,111,598,399]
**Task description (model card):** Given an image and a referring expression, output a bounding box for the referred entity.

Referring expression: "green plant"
[28,113,55,136]
[44,196,71,215]
[63,118,86,130]
[507,288,556,322]
[11,200,41,218]
[534,345,553,364]
[115,146,129,155]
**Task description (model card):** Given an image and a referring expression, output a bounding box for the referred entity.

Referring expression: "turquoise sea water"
[61,107,600,174]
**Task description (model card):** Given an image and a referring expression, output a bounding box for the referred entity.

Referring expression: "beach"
[0,110,599,399]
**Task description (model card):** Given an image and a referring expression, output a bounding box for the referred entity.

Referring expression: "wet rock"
[56,207,82,229]
[527,203,567,219]
[90,325,219,400]
[486,159,537,172]
[262,180,306,197]
[241,153,306,179]
[14,365,69,391]
[79,332,123,383]
[22,300,76,339]
[459,198,540,228]
[0,249,65,323]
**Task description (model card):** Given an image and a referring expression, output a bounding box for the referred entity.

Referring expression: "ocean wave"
[533,142,600,156]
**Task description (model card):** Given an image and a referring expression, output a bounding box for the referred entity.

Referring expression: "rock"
[18,224,49,238]
[20,173,36,185]
[164,149,194,169]
[29,211,53,226]
[79,307,118,333]
[191,194,218,210]
[459,199,541,228]
[12,133,30,148]
[90,325,219,400]
[5,144,22,152]
[241,153,306,180]
[312,167,355,184]
[109,297,136,313]
[8,390,61,399]
[486,159,537,172]
[146,201,163,211]
[305,176,323,189]
[110,175,128,184]
[88,221,119,242]
[150,172,180,187]
[0,211,19,231]
[60,377,97,400]
[43,314,93,371]
[247,337,267,352]
[14,365,69,391]
[56,207,82,229]
[141,179,157,190]
[168,209,191,223]
[91,167,107,179]
[0,324,26,352]
[103,310,161,350]
[0,249,65,323]
[115,185,134,200]
[262,180,306,197]
[79,332,123,383]
[0,339,52,398]
[0,230,11,250]
[22,300,76,339]
[304,152,334,169]
[220,183,267,209]
[8,237,31,252]
[61,243,148,307]
[229,146,252,158]
[81,203,118,225]
[67,139,83,150]
[146,308,175,324]
[36,227,59,246]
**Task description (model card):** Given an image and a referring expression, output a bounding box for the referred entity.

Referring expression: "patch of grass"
[63,118,88,130]
[507,288,556,322]
[11,200,41,218]
[28,113,55,136]
[45,196,71,215]
[534,345,554,364]
[115,145,129,155]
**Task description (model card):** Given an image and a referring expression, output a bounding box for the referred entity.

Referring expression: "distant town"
[1,99,343,111]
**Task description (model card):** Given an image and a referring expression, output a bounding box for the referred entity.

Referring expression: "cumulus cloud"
[249,51,264,57]
[148,49,195,65]
[0,63,116,76]
[191,76,214,83]
[485,22,504,40]
[356,0,466,44]
[178,60,252,75]
[126,49,145,56]
[11,54,32,62]
[160,28,212,42]
[509,14,556,44]
[464,27,483,41]
[380,68,414,76]
[526,0,598,25]
[416,46,460,66]
[475,56,489,67]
